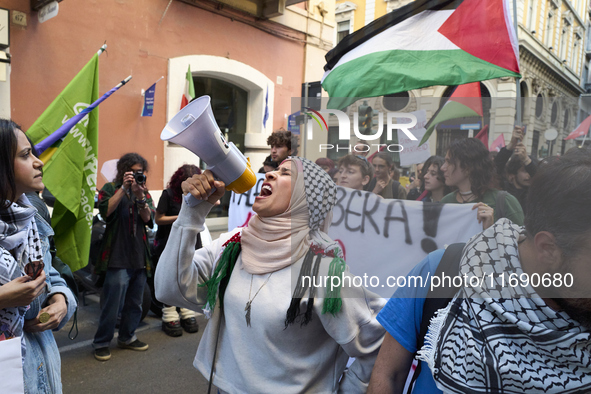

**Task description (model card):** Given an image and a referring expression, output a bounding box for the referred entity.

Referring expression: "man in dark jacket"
[92,153,154,362]
[494,126,536,215]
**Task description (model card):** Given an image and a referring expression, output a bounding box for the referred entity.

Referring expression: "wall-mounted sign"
[39,1,59,23]
[0,8,10,48]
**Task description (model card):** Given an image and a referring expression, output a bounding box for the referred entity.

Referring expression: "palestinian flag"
[565,114,591,140]
[181,65,195,110]
[420,82,482,145]
[322,0,520,109]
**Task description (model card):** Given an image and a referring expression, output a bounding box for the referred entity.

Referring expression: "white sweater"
[155,201,385,393]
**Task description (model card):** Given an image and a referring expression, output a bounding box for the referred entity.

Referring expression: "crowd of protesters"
[2,113,590,393]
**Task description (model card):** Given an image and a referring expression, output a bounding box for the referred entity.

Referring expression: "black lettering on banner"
[383,200,411,243]
[244,178,265,207]
[421,202,444,253]
[345,190,363,232]
[331,187,347,226]
[362,193,381,235]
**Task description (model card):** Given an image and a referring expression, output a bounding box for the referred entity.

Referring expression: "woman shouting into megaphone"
[155,157,385,393]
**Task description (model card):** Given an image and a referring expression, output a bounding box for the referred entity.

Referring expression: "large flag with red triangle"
[322,0,520,109]
[565,114,591,140]
[419,82,483,145]
[180,65,195,110]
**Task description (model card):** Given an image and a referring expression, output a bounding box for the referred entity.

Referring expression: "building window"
[545,11,554,47]
[551,101,558,124]
[532,130,540,159]
[527,0,537,31]
[337,20,351,44]
[535,94,544,118]
[520,81,529,123]
[573,36,582,73]
[560,28,568,60]
[563,109,570,130]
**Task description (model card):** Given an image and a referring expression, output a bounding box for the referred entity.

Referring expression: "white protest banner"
[229,182,483,296]
[398,109,431,167]
[228,173,265,230]
[0,337,25,393]
[328,186,481,297]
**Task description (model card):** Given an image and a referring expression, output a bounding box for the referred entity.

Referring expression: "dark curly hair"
[167,164,201,203]
[421,155,451,194]
[446,138,494,198]
[505,153,532,176]
[267,130,291,150]
[114,153,149,184]
[0,119,23,207]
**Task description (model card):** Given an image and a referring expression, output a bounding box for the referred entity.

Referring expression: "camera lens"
[134,172,146,184]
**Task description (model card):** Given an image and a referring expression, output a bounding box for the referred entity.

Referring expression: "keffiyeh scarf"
[201,157,344,324]
[0,195,43,345]
[418,219,591,393]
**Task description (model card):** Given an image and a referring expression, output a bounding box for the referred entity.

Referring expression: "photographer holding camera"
[92,153,155,362]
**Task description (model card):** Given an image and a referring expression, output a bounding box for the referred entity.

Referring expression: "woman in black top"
[153,164,202,336]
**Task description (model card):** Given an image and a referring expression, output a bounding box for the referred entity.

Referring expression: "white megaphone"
[160,95,256,206]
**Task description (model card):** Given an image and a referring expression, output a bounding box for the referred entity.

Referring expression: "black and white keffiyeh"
[0,195,43,344]
[418,219,591,394]
[295,157,339,254]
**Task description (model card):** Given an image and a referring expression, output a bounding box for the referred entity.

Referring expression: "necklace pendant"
[245,301,252,327]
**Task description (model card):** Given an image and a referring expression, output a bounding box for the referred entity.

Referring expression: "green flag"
[27,54,99,272]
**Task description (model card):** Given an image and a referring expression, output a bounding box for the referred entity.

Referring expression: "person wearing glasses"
[336,154,373,191]
[0,119,77,393]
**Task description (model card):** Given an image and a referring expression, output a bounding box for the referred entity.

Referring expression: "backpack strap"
[495,190,508,220]
[406,243,465,394]
[392,180,401,199]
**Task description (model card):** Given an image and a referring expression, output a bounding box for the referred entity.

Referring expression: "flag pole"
[513,0,522,126]
[35,75,132,154]
[97,43,107,56]
[581,129,589,148]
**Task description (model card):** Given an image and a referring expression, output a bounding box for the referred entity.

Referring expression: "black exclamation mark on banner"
[421,202,444,253]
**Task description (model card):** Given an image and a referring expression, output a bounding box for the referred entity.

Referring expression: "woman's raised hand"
[182,170,226,205]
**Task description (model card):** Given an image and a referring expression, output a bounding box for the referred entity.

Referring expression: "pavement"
[55,228,226,393]
[55,293,216,394]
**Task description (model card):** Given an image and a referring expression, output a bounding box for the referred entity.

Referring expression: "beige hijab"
[241,159,310,274]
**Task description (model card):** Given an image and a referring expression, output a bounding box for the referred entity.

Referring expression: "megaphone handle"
[183,187,217,207]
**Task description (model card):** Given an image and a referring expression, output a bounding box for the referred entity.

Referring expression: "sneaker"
[117,339,149,351]
[180,317,199,333]
[94,347,111,361]
[162,321,183,337]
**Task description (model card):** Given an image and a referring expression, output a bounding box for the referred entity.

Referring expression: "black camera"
[134,171,146,185]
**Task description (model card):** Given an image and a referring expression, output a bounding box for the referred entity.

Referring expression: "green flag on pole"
[27,54,99,272]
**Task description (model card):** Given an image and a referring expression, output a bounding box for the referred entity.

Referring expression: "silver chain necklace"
[244,273,273,327]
